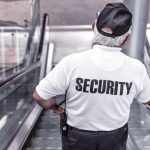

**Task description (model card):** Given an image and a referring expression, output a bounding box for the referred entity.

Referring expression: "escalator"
[25,110,61,150]
[0,62,41,150]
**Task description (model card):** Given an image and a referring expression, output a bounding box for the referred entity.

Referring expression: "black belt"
[67,123,128,135]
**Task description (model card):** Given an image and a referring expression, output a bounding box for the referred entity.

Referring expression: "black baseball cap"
[96,3,132,38]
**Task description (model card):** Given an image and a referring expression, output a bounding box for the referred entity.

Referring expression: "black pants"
[62,124,128,150]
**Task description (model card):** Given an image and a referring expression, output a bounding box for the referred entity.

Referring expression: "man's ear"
[122,34,130,45]
[92,21,96,30]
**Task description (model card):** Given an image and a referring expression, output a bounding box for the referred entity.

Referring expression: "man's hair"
[93,23,130,47]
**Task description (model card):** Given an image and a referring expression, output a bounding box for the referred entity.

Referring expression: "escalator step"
[26,148,61,150]
[38,122,60,129]
[39,120,59,124]
[42,113,60,118]
[43,111,59,117]
[34,129,61,138]
[41,116,60,122]
[29,138,62,148]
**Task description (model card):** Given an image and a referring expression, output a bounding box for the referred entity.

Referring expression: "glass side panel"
[0,28,29,69]
[0,66,40,148]
[0,0,40,75]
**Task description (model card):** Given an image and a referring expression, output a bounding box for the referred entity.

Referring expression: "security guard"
[33,3,150,150]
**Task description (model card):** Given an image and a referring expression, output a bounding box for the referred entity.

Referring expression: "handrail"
[38,13,50,79]
[0,62,26,86]
[24,0,40,66]
[146,37,150,57]
[0,61,40,89]
[0,61,41,150]
[37,13,49,60]
[49,25,92,31]
[0,61,25,74]
[0,68,26,86]
[0,25,29,32]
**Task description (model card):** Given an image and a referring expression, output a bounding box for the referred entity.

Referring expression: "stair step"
[34,129,61,138]
[41,117,60,122]
[43,113,60,118]
[38,122,60,129]
[29,138,62,148]
[26,148,61,150]
[43,111,59,117]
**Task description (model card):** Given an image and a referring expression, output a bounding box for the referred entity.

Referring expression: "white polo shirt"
[36,44,150,131]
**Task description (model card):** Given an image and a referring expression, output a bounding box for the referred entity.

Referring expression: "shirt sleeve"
[36,57,69,100]
[137,69,150,103]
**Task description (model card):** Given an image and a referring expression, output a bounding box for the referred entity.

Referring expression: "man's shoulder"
[63,50,91,62]
[124,55,145,70]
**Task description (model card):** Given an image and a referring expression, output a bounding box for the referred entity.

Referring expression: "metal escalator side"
[0,62,41,150]
[25,110,61,150]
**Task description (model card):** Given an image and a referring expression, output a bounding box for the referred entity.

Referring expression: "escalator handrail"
[37,13,49,60]
[0,61,25,74]
[146,36,150,57]
[0,61,40,88]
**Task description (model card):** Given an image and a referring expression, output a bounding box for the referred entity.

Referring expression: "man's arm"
[33,90,58,109]
[33,90,64,114]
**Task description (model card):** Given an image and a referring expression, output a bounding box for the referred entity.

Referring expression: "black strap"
[60,91,68,136]
[64,92,67,112]
[56,90,67,112]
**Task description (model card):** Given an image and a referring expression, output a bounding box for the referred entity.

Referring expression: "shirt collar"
[93,44,122,52]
